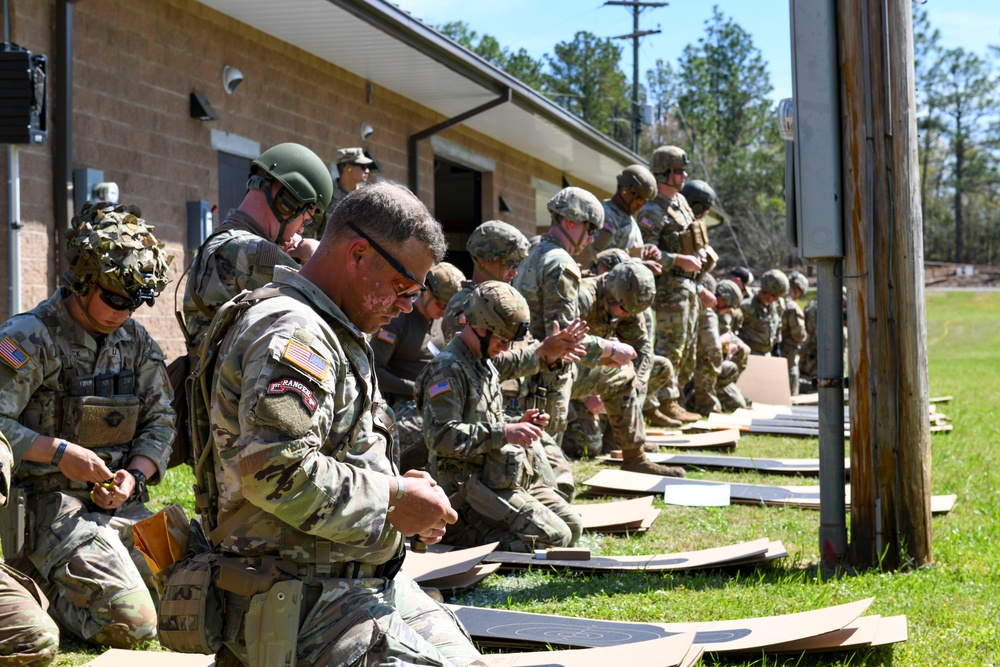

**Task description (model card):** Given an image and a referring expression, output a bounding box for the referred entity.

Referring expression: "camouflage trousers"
[779,343,802,396]
[0,562,59,667]
[223,573,483,666]
[16,491,157,648]
[654,284,699,399]
[392,399,428,473]
[568,362,645,457]
[537,366,574,448]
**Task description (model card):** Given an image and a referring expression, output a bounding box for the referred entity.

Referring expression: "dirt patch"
[924,262,1000,289]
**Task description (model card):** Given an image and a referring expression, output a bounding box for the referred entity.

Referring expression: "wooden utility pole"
[605,1,666,152]
[837,0,933,568]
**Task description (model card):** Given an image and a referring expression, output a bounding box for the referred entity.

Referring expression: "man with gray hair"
[203,182,484,666]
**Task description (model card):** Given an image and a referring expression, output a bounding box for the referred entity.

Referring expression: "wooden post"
[838,0,933,568]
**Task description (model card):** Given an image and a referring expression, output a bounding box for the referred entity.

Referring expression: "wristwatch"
[127,469,149,503]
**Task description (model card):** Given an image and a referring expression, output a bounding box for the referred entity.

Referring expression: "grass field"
[52,290,1000,666]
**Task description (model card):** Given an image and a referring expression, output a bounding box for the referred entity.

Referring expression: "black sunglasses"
[347,222,427,298]
[97,284,153,311]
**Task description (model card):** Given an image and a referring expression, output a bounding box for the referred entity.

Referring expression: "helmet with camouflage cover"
[759,269,790,298]
[715,279,743,310]
[649,146,689,181]
[605,260,656,314]
[595,248,630,274]
[463,280,530,342]
[64,202,171,308]
[682,179,717,216]
[547,187,604,233]
[466,220,530,264]
[616,165,657,200]
[249,142,334,213]
[425,262,466,305]
[788,270,809,296]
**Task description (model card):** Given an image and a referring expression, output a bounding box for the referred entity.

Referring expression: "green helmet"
[425,262,466,304]
[547,187,604,233]
[463,280,529,342]
[759,269,790,298]
[64,202,171,307]
[649,146,689,180]
[616,164,657,200]
[715,279,743,310]
[605,260,656,314]
[249,142,335,213]
[788,270,809,296]
[595,248,630,274]
[467,220,530,264]
[682,179,716,216]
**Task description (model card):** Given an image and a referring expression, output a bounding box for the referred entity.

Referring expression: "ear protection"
[248,172,306,218]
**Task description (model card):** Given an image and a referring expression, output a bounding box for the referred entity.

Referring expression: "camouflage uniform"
[738,294,782,355]
[688,279,748,415]
[0,290,171,647]
[779,296,808,395]
[595,199,644,256]
[417,335,582,552]
[210,265,480,667]
[1,430,60,667]
[800,299,819,381]
[182,210,301,347]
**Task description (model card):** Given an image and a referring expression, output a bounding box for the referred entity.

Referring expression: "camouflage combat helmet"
[759,269,790,298]
[249,142,334,213]
[715,279,743,310]
[788,270,809,296]
[425,262,466,305]
[616,164,657,200]
[466,220,530,264]
[605,260,656,314]
[682,179,717,216]
[547,187,604,233]
[649,146,689,180]
[64,202,171,308]
[463,280,530,342]
[595,248,630,274]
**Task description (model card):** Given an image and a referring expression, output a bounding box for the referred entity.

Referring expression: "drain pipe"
[408,87,511,197]
[4,0,21,316]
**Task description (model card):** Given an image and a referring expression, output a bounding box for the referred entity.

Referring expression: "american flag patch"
[0,337,28,369]
[458,313,467,325]
[427,379,452,398]
[377,329,397,344]
[282,339,329,381]
[639,217,653,229]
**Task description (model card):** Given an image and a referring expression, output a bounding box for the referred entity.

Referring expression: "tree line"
[440,5,996,271]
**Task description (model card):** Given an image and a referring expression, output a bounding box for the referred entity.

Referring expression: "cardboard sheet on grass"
[736,355,793,406]
[644,427,740,450]
[480,633,698,666]
[84,649,214,667]
[483,537,781,572]
[598,452,847,476]
[401,542,498,582]
[583,469,957,514]
[574,496,660,533]
[452,597,877,654]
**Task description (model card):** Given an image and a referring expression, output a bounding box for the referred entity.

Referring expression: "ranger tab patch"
[282,339,329,380]
[0,337,28,369]
[267,377,319,414]
[428,379,452,398]
[377,329,397,345]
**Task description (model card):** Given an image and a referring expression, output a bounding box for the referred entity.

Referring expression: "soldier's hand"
[537,319,588,366]
[642,243,662,263]
[284,234,319,261]
[675,254,702,273]
[519,408,550,429]
[583,395,605,415]
[600,340,637,367]
[699,286,718,309]
[89,469,133,510]
[642,259,663,276]
[505,422,543,448]
[60,442,116,486]
[386,472,456,542]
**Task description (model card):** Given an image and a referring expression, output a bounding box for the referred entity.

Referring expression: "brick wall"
[0,0,611,361]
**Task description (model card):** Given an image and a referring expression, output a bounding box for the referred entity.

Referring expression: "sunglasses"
[96,284,153,311]
[347,222,427,300]
[495,320,529,345]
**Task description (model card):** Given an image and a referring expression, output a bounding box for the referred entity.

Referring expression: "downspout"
[4,0,20,316]
[53,1,80,294]
[408,87,511,197]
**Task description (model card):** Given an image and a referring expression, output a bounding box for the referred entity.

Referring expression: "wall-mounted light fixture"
[222,65,244,94]
[189,91,219,121]
[498,195,511,213]
[360,122,374,142]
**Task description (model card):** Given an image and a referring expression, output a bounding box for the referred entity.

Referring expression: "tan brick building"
[0,0,641,359]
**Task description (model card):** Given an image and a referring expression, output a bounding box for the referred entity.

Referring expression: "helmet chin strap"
[557,220,590,257]
[262,184,299,246]
[472,327,494,361]
[74,290,110,333]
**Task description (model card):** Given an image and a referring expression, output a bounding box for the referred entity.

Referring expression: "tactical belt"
[671,268,698,280]
[292,555,402,582]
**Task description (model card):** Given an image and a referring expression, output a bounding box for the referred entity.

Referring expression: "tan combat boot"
[663,398,701,424]
[643,407,682,428]
[621,448,686,478]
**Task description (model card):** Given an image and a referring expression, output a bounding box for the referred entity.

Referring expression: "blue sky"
[392,0,1000,104]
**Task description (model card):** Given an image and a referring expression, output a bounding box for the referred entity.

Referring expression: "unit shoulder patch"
[267,377,319,414]
[0,337,29,369]
[377,329,397,345]
[427,378,452,398]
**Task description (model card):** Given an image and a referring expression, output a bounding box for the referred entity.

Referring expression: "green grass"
[53,291,1000,665]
